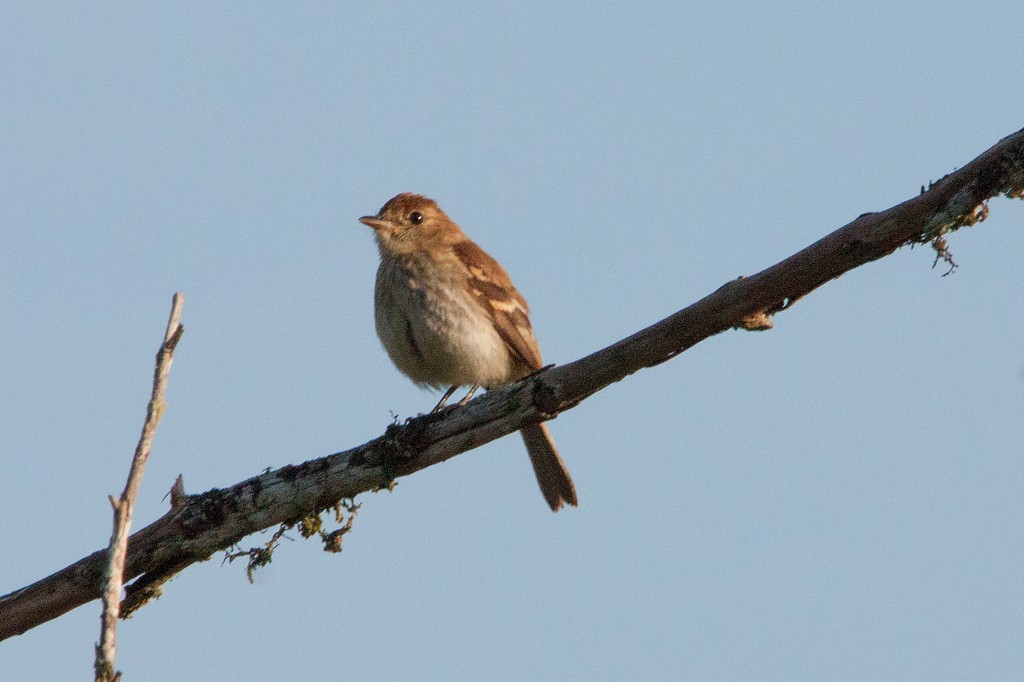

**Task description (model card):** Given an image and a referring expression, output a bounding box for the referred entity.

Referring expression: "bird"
[359,193,577,511]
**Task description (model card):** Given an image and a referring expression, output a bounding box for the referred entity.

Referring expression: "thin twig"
[94,293,185,682]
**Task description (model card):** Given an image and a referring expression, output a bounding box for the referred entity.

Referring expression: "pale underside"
[375,257,531,390]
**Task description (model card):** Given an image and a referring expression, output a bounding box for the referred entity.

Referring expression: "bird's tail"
[520,423,578,512]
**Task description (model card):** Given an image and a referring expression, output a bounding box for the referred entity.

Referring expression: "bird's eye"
[409,211,424,225]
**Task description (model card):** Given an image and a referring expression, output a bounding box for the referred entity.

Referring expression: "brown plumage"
[359,193,577,511]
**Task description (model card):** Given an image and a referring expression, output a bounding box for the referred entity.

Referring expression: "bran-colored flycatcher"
[359,193,577,511]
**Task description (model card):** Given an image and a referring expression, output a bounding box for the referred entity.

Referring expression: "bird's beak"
[359,215,389,230]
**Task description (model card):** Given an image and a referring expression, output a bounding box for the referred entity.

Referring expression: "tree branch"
[2,127,1021,642]
[95,293,184,682]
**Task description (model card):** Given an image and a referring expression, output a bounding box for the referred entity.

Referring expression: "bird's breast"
[374,257,514,389]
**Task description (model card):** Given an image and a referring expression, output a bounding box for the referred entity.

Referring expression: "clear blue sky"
[2,3,1022,680]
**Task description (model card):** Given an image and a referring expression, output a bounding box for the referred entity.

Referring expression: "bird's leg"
[457,384,480,406]
[431,385,460,414]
